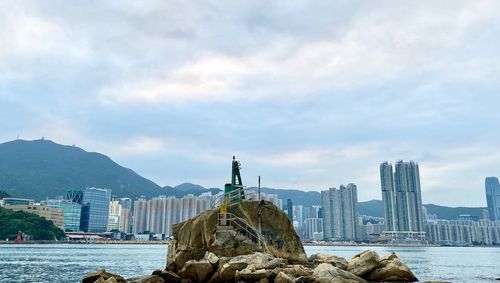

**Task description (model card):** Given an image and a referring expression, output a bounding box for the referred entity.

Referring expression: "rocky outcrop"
[366,252,418,282]
[313,263,367,283]
[83,249,424,283]
[82,269,126,283]
[167,200,307,273]
[347,250,380,277]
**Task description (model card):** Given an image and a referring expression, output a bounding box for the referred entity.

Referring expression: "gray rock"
[367,253,417,282]
[204,251,220,267]
[347,250,380,277]
[275,271,295,283]
[313,263,367,283]
[264,258,288,269]
[308,253,348,270]
[282,265,312,277]
[179,259,214,282]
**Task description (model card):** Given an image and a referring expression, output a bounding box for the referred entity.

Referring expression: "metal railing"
[218,212,262,243]
[211,187,259,208]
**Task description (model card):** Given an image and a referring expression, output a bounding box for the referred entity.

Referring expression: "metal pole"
[258,176,261,201]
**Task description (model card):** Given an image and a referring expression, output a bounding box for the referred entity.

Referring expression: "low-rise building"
[5,204,64,229]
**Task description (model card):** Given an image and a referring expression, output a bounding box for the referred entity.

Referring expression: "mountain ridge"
[0,139,163,200]
[0,139,486,220]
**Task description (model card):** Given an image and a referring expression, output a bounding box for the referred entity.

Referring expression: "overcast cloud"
[1,1,500,206]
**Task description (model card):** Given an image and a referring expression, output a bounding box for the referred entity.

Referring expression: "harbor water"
[0,244,499,282]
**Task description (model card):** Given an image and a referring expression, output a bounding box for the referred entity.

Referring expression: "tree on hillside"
[0,207,65,240]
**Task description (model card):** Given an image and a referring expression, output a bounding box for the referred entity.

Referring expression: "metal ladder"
[218,212,263,243]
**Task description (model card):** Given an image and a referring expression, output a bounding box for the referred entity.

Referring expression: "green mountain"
[0,139,163,200]
[0,206,65,240]
[357,199,486,220]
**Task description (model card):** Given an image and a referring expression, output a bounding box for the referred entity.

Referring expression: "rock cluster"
[83,250,418,283]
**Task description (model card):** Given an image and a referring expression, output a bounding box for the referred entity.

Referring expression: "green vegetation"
[0,139,163,200]
[0,190,10,199]
[0,206,65,240]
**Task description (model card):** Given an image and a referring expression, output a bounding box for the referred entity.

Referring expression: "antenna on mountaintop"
[16,134,19,140]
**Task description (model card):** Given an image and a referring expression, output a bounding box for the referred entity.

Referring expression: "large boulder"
[309,253,348,270]
[151,270,180,283]
[178,259,214,282]
[313,263,368,283]
[219,252,273,281]
[367,253,418,282]
[167,201,307,272]
[347,250,380,277]
[82,269,126,283]
[274,271,295,283]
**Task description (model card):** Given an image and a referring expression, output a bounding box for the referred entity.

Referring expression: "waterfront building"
[5,204,64,229]
[132,194,211,237]
[485,177,500,221]
[60,203,82,231]
[321,183,360,241]
[426,219,500,246]
[380,161,424,233]
[303,218,323,240]
[80,187,111,233]
[119,198,132,233]
[133,197,148,234]
[108,199,122,232]
[380,162,396,231]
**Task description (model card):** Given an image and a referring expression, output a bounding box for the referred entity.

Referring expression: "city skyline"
[380,161,425,233]
[2,2,500,206]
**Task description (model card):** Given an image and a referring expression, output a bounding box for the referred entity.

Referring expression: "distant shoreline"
[1,240,499,248]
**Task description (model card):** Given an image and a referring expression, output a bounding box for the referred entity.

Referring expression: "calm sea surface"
[0,244,499,283]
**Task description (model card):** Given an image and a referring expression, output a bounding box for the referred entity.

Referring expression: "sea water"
[0,244,499,282]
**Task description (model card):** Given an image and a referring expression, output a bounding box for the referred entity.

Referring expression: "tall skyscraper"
[380,161,424,232]
[132,194,211,236]
[60,189,83,232]
[108,198,122,232]
[380,162,396,231]
[133,197,148,234]
[321,184,360,241]
[485,177,500,221]
[80,187,111,233]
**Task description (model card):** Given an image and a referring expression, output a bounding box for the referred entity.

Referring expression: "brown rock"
[82,269,126,283]
[152,270,181,283]
[313,263,367,283]
[308,253,348,270]
[179,259,214,282]
[204,252,220,267]
[275,271,295,283]
[282,265,312,277]
[264,258,288,269]
[367,252,418,282]
[127,275,165,283]
[347,250,380,277]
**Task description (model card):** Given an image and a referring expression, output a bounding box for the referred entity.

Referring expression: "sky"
[1,1,500,207]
